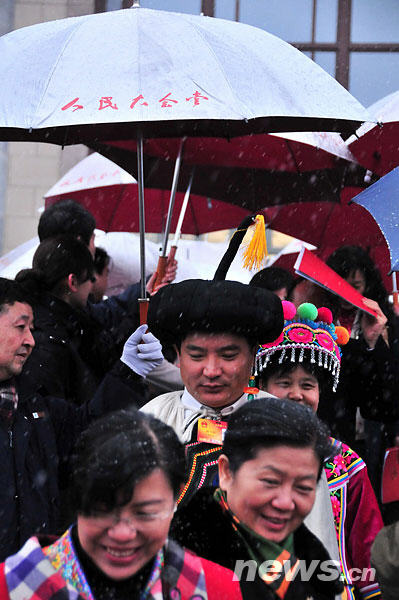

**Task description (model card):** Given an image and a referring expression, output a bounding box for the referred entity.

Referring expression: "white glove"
[121,324,164,377]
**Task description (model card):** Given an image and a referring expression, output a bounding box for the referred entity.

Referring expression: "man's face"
[0,302,35,380]
[177,332,255,408]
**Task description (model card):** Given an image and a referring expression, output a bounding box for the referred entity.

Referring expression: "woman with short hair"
[0,409,242,599]
[171,397,344,600]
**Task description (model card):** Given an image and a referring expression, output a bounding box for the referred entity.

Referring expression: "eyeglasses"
[87,504,176,531]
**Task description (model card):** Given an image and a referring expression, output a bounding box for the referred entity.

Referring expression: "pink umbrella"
[44,152,252,235]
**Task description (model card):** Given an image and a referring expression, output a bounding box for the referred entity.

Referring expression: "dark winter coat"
[0,361,145,562]
[170,488,344,600]
[318,313,399,446]
[19,292,147,406]
[87,282,141,356]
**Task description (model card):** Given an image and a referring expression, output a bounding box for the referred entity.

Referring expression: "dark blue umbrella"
[352,167,399,273]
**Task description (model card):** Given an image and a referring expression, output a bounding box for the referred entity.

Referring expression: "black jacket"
[19,292,147,406]
[170,488,343,600]
[318,313,399,446]
[0,361,145,562]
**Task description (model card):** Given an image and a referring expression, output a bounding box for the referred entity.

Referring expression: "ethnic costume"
[144,276,284,506]
[0,527,242,600]
[142,388,273,505]
[256,301,384,600]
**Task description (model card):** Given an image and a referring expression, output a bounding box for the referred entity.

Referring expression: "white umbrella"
[0,6,370,142]
[0,4,371,311]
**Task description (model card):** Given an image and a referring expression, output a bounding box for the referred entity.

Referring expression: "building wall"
[2,0,94,254]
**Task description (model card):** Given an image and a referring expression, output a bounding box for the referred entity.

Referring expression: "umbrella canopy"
[348,90,399,176]
[93,130,364,208]
[261,186,393,292]
[99,130,357,172]
[352,167,399,273]
[0,6,370,144]
[44,152,252,234]
[0,4,371,304]
[94,137,367,210]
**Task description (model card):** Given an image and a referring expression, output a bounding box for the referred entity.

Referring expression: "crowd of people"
[0,199,397,599]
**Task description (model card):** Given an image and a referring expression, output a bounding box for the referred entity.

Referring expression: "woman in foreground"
[171,397,344,600]
[0,409,242,599]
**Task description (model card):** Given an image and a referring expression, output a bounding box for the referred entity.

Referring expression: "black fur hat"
[147,278,283,346]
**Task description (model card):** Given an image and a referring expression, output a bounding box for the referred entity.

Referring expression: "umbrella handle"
[139,298,149,325]
[392,273,399,309]
[168,245,177,262]
[153,255,168,289]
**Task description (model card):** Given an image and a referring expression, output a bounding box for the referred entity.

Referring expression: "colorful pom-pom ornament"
[317,307,333,325]
[335,326,350,345]
[297,302,318,322]
[282,300,296,321]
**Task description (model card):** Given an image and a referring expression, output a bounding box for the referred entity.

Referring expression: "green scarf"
[214,488,299,599]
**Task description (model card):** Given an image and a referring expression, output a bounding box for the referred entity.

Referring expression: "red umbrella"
[262,187,393,293]
[93,131,365,211]
[348,90,399,176]
[44,152,252,235]
[104,131,355,172]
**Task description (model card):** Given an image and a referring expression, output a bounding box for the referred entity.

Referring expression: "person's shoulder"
[257,390,277,399]
[168,539,242,600]
[174,487,219,521]
[325,437,365,480]
[140,390,184,415]
[199,555,243,599]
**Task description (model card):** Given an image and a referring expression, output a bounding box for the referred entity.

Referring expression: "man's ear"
[218,454,233,491]
[174,344,181,368]
[67,273,78,293]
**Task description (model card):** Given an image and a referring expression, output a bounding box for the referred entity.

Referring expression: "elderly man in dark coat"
[0,277,162,561]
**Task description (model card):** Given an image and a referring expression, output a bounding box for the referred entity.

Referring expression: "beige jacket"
[141,388,273,443]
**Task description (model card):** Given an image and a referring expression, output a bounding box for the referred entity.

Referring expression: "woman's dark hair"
[250,267,293,294]
[223,397,333,479]
[94,247,111,275]
[71,409,187,515]
[38,199,96,247]
[288,277,341,320]
[327,246,388,311]
[16,235,94,297]
[257,356,331,398]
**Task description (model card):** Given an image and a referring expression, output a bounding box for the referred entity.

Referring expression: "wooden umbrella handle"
[139,298,150,325]
[168,245,177,262]
[153,255,168,289]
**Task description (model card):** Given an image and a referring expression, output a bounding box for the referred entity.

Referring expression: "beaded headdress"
[255,301,349,392]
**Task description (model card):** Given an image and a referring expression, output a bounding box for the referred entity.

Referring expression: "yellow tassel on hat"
[242,214,268,271]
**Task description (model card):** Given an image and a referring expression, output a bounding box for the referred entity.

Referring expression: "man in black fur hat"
[141,278,283,504]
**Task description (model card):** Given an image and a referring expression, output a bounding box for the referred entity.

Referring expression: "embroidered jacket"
[325,439,383,600]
